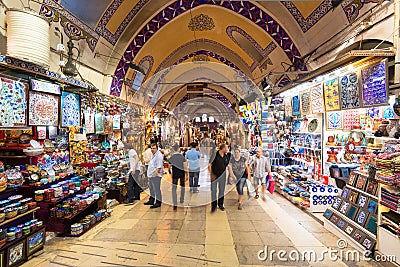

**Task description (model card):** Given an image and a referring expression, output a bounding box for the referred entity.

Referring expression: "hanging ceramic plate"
[308,119,318,133]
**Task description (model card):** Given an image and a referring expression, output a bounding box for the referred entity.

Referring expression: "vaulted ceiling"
[40,0,382,108]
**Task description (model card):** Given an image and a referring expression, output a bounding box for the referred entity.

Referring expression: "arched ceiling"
[41,0,382,98]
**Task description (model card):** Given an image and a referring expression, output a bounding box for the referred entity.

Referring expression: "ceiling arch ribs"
[155,39,253,77]
[110,0,306,96]
[226,26,277,72]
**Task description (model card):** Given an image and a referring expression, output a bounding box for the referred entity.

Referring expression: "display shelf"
[0,147,24,151]
[0,207,39,228]
[0,155,27,159]
[62,198,100,222]
[0,226,45,254]
[292,145,321,151]
[346,184,378,201]
[66,217,105,237]
[369,136,400,141]
[323,218,369,253]
[325,162,360,168]
[329,208,376,239]
[325,145,367,148]
[379,202,400,215]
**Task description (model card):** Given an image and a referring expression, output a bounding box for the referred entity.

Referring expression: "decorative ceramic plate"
[308,119,318,133]
[30,140,41,149]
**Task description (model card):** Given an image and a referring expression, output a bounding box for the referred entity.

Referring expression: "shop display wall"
[323,170,378,252]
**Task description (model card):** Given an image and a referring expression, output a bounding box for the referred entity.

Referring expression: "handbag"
[267,174,275,194]
[246,179,256,198]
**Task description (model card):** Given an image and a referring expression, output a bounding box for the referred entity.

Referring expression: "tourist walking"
[209,143,231,212]
[126,142,141,204]
[228,147,251,210]
[185,142,201,193]
[168,144,186,210]
[144,143,164,208]
[249,148,271,201]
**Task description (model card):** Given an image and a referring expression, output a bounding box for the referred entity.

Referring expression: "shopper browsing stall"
[126,142,142,204]
[144,143,163,208]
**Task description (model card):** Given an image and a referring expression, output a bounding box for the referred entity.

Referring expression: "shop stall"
[0,56,145,253]
[272,51,398,258]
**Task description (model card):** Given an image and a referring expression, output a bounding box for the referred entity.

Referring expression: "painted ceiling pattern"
[110,0,306,96]
[226,26,276,70]
[188,13,215,31]
[40,0,99,51]
[155,39,250,73]
[38,0,383,97]
[281,0,333,32]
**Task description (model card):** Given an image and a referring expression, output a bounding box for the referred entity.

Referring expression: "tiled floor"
[21,159,384,267]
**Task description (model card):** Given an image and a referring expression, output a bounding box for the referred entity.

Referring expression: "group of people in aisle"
[125,140,272,211]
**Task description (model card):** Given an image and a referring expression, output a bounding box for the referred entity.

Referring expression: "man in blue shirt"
[144,143,164,208]
[185,142,201,193]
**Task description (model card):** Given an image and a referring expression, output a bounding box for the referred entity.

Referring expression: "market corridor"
[22,189,383,267]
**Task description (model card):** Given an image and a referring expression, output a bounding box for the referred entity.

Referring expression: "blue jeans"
[236,178,247,195]
[211,171,226,208]
[149,176,162,205]
[189,171,199,190]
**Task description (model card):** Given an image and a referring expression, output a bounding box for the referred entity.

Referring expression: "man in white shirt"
[144,143,164,208]
[249,148,271,200]
[126,142,141,204]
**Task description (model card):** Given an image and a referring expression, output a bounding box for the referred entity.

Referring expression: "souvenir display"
[113,115,121,130]
[48,126,58,139]
[326,111,343,130]
[332,197,342,210]
[26,228,45,256]
[343,109,360,130]
[357,195,368,208]
[346,204,358,220]
[37,126,46,140]
[345,224,355,235]
[339,201,350,214]
[352,229,366,243]
[95,113,104,134]
[348,191,359,203]
[355,209,368,226]
[324,78,340,111]
[30,79,61,95]
[341,188,350,199]
[28,91,59,126]
[323,209,333,219]
[84,111,95,134]
[104,116,113,134]
[340,72,361,109]
[347,172,358,186]
[61,92,81,127]
[337,219,346,229]
[284,96,292,117]
[356,176,367,191]
[311,84,324,113]
[365,180,378,196]
[300,90,311,115]
[292,95,300,115]
[361,60,388,107]
[366,199,378,214]
[364,214,377,235]
[0,77,28,128]
[362,236,375,250]
[7,240,25,267]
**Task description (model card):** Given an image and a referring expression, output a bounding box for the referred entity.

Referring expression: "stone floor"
[21,158,384,267]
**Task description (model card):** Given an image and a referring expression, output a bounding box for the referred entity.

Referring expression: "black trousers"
[172,176,185,206]
[211,171,226,209]
[127,170,141,202]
